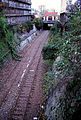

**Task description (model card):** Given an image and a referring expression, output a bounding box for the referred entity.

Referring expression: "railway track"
[0,31,44,106]
[0,31,41,90]
[0,31,49,120]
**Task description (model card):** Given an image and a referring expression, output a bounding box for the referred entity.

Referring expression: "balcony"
[7,1,31,11]
[8,0,31,5]
[5,13,31,17]
[7,16,31,25]
[17,0,31,5]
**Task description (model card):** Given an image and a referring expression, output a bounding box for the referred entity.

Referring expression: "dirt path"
[0,31,49,120]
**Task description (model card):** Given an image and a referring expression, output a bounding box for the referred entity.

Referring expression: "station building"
[43,11,58,29]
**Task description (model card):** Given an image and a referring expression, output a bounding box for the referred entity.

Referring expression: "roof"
[44,12,58,17]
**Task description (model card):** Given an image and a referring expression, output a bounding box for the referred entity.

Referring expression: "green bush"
[33,18,43,30]
[43,10,81,120]
[0,12,21,63]
[42,44,58,60]
[23,21,33,33]
[50,21,61,34]
[17,21,33,33]
[43,71,54,96]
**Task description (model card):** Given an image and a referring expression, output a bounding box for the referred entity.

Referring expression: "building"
[0,0,31,25]
[43,11,58,29]
[61,0,74,13]
[67,0,72,5]
[43,11,58,21]
[77,0,81,10]
[66,0,72,12]
[76,0,81,5]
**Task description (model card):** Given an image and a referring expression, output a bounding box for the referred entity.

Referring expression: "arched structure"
[43,11,58,29]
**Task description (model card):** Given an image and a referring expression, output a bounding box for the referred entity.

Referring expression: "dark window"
[48,16,52,21]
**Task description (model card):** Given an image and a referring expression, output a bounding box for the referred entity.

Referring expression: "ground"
[0,31,49,120]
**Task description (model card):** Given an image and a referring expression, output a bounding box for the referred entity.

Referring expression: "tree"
[38,5,46,16]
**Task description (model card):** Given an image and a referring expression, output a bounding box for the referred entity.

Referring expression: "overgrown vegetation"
[33,18,43,30]
[42,44,58,60]
[42,10,81,120]
[16,21,33,34]
[0,12,21,65]
[0,12,34,66]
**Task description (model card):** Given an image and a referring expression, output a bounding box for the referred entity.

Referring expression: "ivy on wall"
[0,12,21,65]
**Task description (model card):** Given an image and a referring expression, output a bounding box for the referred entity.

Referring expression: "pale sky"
[31,0,61,13]
[31,0,77,13]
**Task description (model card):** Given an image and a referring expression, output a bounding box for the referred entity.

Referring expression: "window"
[48,16,52,21]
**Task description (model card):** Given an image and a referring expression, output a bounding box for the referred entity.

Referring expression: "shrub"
[0,12,21,63]
[17,21,33,33]
[33,18,43,30]
[43,10,81,120]
[42,44,58,60]
[43,71,54,96]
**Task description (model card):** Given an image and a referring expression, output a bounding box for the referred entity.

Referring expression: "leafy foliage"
[59,77,81,120]
[16,21,33,34]
[0,12,21,63]
[33,18,43,30]
[42,44,58,60]
[43,71,54,96]
[43,10,81,120]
